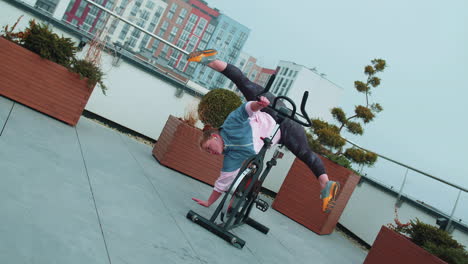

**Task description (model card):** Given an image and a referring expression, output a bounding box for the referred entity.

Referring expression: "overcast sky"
[207,0,468,215]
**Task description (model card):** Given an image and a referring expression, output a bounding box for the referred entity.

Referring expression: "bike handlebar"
[256,74,312,127]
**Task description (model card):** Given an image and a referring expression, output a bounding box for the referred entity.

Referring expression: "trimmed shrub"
[198,89,242,128]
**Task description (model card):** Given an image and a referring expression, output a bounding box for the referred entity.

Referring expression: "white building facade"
[107,0,167,53]
[270,60,344,123]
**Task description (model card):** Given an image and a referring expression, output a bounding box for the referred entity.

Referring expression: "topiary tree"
[198,88,242,128]
[308,59,387,169]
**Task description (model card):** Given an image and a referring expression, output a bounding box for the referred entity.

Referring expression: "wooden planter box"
[363,226,447,264]
[272,155,360,235]
[0,37,95,126]
[153,115,223,185]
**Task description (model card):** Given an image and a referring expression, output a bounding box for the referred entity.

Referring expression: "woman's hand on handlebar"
[258,96,270,108]
[250,96,270,112]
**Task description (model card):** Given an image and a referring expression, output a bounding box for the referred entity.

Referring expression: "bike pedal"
[273,150,284,159]
[255,198,269,212]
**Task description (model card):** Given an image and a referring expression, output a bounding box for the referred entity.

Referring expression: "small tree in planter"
[272,59,387,235]
[365,208,468,264]
[385,215,468,264]
[0,17,107,125]
[307,59,387,170]
[1,18,107,94]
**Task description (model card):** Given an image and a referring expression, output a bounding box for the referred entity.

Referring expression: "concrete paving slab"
[0,103,109,264]
[75,119,204,263]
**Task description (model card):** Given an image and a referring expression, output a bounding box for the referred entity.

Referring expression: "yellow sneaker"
[320,181,340,213]
[187,49,218,64]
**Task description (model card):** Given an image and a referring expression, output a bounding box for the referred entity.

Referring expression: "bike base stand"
[245,217,269,234]
[187,210,246,248]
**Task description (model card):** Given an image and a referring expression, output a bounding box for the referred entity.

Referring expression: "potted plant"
[364,212,468,263]
[0,17,106,126]
[272,59,387,235]
[152,89,242,185]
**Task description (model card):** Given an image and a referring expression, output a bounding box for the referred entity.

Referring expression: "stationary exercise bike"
[186,78,312,249]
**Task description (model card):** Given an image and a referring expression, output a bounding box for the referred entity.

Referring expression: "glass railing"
[346,139,467,231]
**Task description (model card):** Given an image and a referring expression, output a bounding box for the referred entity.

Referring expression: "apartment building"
[63,0,113,33]
[192,14,250,89]
[148,0,219,76]
[108,0,167,53]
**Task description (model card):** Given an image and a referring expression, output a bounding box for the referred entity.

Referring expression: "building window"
[194,18,207,36]
[166,12,174,20]
[273,77,284,94]
[206,24,215,33]
[75,1,87,17]
[184,14,197,32]
[198,41,207,50]
[139,34,150,50]
[128,36,138,48]
[146,0,155,9]
[176,39,185,48]
[160,44,169,57]
[155,6,164,17]
[207,71,215,80]
[180,8,188,18]
[170,3,178,12]
[140,10,150,21]
[180,30,190,41]
[189,13,198,23]
[35,0,58,14]
[119,24,130,40]
[186,63,196,76]
[177,59,187,71]
[131,28,141,38]
[168,26,178,42]
[225,34,233,45]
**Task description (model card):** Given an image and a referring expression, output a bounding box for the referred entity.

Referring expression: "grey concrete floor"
[0,96,367,264]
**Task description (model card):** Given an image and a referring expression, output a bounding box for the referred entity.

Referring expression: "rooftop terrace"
[0,96,367,263]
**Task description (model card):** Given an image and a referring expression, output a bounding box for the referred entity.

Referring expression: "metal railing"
[346,138,467,231]
[83,0,189,56]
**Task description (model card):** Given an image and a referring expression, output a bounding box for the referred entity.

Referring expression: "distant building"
[106,0,167,53]
[224,52,275,96]
[63,0,167,54]
[148,0,219,77]
[192,14,250,89]
[63,0,113,33]
[271,60,344,122]
[61,0,249,89]
[254,67,276,88]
